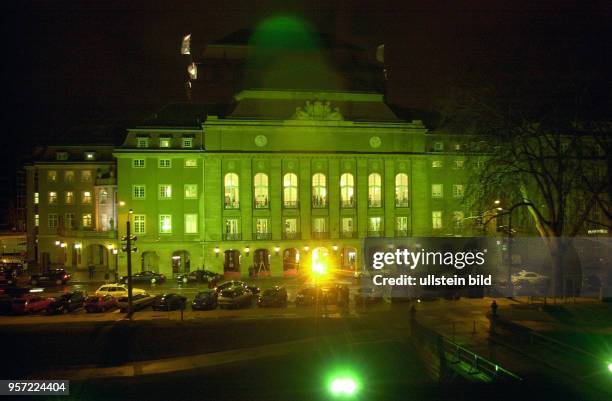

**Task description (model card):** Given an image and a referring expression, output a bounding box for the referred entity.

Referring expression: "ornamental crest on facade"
[292,100,343,121]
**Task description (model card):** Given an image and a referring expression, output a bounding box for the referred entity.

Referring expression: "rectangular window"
[185,159,197,168]
[34,214,39,227]
[65,213,75,229]
[159,185,172,199]
[84,152,96,161]
[341,217,354,236]
[454,143,462,151]
[432,160,442,168]
[56,152,68,161]
[184,214,198,234]
[453,211,464,229]
[48,214,58,228]
[159,159,172,168]
[255,218,269,234]
[184,184,198,199]
[284,218,297,234]
[452,184,464,198]
[34,192,39,204]
[133,185,145,199]
[159,215,172,234]
[159,137,171,148]
[65,191,74,204]
[431,184,443,198]
[82,191,92,204]
[454,160,464,169]
[396,216,409,236]
[433,142,444,151]
[81,170,92,182]
[368,217,382,235]
[133,215,146,234]
[136,137,149,148]
[432,211,443,229]
[224,218,240,240]
[132,159,145,168]
[48,191,58,205]
[312,217,327,233]
[64,171,74,182]
[182,137,193,148]
[82,213,93,228]
[48,171,57,182]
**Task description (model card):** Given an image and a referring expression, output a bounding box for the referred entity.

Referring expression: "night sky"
[1,0,610,226]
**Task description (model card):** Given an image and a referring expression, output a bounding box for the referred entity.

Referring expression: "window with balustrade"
[395,173,409,207]
[283,173,298,208]
[253,173,269,208]
[224,173,239,209]
[340,173,355,208]
[312,173,327,208]
[368,173,382,207]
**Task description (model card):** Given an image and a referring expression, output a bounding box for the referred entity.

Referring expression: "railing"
[311,231,329,240]
[253,232,272,240]
[282,200,299,209]
[395,199,410,208]
[282,232,301,240]
[224,233,241,241]
[395,229,410,237]
[340,230,358,239]
[254,199,269,209]
[311,198,327,208]
[367,230,383,237]
[340,200,355,208]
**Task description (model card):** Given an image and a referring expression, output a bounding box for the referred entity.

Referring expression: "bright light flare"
[608,362,612,374]
[330,377,357,395]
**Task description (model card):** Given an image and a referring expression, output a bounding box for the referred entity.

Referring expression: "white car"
[511,270,549,285]
[95,284,147,298]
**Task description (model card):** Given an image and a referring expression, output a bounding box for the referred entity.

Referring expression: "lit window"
[340,173,355,208]
[159,137,171,148]
[432,184,443,198]
[158,159,172,168]
[82,213,93,228]
[81,170,92,182]
[396,216,409,234]
[99,190,108,204]
[34,214,39,227]
[133,215,146,234]
[185,159,197,168]
[453,211,464,229]
[433,142,444,151]
[159,185,172,199]
[82,191,92,204]
[284,218,297,234]
[159,215,172,234]
[48,214,58,228]
[132,159,145,168]
[48,192,58,205]
[255,218,269,234]
[368,173,382,207]
[224,173,239,209]
[432,160,443,168]
[312,173,327,208]
[432,211,443,229]
[454,160,464,169]
[454,143,462,151]
[184,184,198,199]
[452,184,464,198]
[48,171,57,182]
[136,137,149,148]
[133,185,145,199]
[84,152,96,161]
[182,137,193,148]
[64,171,74,182]
[224,218,239,237]
[65,213,75,230]
[34,192,39,205]
[184,214,198,234]
[312,217,327,233]
[253,173,269,208]
[341,217,354,235]
[283,173,298,208]
[65,191,74,204]
[395,173,409,207]
[56,152,68,161]
[368,217,382,234]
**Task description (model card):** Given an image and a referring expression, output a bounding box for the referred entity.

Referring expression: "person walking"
[490,300,498,317]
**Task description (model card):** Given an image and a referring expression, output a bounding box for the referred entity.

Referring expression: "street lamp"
[214,246,220,257]
[274,246,280,256]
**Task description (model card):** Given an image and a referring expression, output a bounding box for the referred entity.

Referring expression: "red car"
[84,295,117,313]
[11,295,54,314]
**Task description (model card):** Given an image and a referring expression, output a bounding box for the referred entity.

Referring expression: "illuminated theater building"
[26,27,474,277]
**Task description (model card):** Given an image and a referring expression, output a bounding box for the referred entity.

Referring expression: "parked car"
[354,287,383,306]
[295,286,323,306]
[152,293,187,311]
[215,280,260,296]
[95,283,147,298]
[46,291,85,314]
[85,295,117,313]
[192,290,218,310]
[258,286,288,307]
[29,269,71,286]
[177,270,223,286]
[118,294,157,312]
[11,295,54,314]
[511,270,549,285]
[218,286,253,309]
[121,271,166,285]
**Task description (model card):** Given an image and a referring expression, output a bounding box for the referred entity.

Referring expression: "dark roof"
[211,28,362,51]
[140,102,228,127]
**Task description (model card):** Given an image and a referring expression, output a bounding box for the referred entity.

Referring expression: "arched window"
[283,173,298,208]
[395,173,409,207]
[224,173,239,209]
[368,173,382,207]
[340,173,355,208]
[312,173,327,208]
[253,173,269,208]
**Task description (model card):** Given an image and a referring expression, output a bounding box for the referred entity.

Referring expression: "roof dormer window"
[56,152,68,161]
[84,151,96,161]
[136,137,149,148]
[159,137,172,148]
